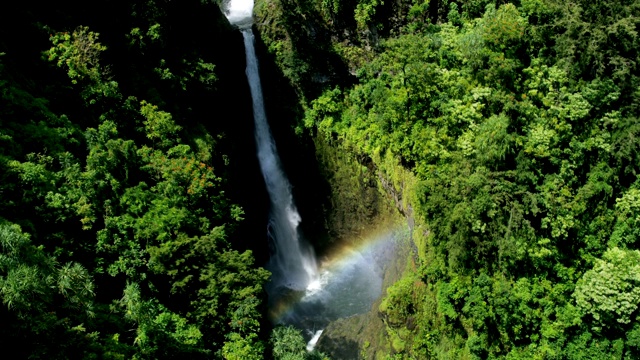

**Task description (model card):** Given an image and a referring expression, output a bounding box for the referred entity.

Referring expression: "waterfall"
[224,0,318,292]
[223,4,398,352]
[243,29,318,291]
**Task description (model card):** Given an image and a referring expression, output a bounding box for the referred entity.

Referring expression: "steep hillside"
[256,0,640,358]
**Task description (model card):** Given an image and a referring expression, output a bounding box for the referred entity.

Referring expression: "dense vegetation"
[260,0,640,358]
[0,1,330,359]
[4,0,640,359]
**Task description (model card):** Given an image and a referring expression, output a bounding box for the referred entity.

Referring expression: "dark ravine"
[226,0,321,306]
[226,3,409,356]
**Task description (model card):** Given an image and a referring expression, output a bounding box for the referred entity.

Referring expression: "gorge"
[226,0,319,296]
[224,0,398,352]
[2,0,640,359]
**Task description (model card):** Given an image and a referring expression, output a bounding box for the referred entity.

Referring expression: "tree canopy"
[4,0,640,358]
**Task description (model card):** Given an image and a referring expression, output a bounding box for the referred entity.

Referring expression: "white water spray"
[306,330,323,352]
[224,0,318,292]
[223,0,254,29]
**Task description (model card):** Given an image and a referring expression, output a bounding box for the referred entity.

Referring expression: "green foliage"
[269,325,327,359]
[270,325,307,359]
[47,26,120,102]
[551,0,640,81]
[610,185,640,247]
[0,223,99,358]
[1,3,271,357]
[120,282,206,358]
[300,0,640,357]
[140,100,182,148]
[6,0,640,358]
[481,4,527,50]
[222,332,264,360]
[47,26,107,83]
[380,271,420,327]
[574,247,640,331]
[354,0,383,31]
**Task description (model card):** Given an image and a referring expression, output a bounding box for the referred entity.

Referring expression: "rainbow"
[268,221,406,325]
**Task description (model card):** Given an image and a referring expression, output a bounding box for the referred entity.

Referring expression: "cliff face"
[251,1,424,356]
[251,0,420,242]
[304,135,416,359]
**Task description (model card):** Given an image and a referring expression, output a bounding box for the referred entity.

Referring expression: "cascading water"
[224,1,399,352]
[223,0,318,293]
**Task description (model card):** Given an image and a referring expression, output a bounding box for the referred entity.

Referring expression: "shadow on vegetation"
[317,335,361,360]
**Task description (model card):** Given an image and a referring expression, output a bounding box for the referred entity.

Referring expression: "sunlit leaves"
[47,27,120,102]
[57,262,95,315]
[473,113,511,166]
[354,0,382,31]
[120,282,205,357]
[574,247,640,331]
[610,186,640,247]
[481,4,527,50]
[222,332,264,360]
[301,0,640,357]
[140,101,182,148]
[269,325,307,359]
[47,26,106,83]
[1,259,51,314]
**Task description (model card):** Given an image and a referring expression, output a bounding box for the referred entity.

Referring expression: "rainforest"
[2,0,640,359]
